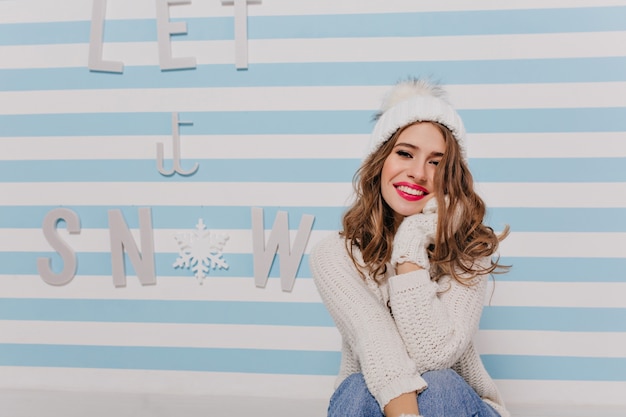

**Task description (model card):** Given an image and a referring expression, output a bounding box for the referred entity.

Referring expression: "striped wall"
[1,0,626,410]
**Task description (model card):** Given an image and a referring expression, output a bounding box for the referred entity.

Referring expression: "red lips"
[394,182,428,202]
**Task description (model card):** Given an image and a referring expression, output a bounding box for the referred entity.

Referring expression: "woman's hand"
[391,198,438,271]
[383,391,420,417]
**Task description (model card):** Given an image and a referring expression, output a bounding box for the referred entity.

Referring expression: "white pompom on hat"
[369,78,467,160]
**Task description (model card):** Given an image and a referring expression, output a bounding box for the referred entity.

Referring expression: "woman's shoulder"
[311,231,348,258]
[309,232,369,287]
[310,231,364,268]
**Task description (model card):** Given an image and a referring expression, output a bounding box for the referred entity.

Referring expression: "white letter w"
[251,207,314,292]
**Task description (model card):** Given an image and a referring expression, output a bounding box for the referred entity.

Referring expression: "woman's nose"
[407,161,427,182]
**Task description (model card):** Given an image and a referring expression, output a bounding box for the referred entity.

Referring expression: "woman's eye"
[396,150,412,158]
[430,160,440,166]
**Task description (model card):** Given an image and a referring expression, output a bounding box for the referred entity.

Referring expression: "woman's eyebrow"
[394,142,444,157]
[394,142,416,149]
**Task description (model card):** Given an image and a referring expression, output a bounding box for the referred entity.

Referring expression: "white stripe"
[0,320,341,351]
[498,281,626,308]
[0,134,369,161]
[486,281,626,308]
[0,275,324,303]
[1,381,625,417]
[1,386,625,417]
[0,366,625,413]
[3,182,626,208]
[2,274,624,309]
[2,132,625,161]
[475,330,626,358]
[467,132,626,159]
[3,0,626,23]
[478,183,626,208]
[2,321,624,359]
[7,227,626,259]
[498,232,626,258]
[6,228,331,254]
[0,389,329,417]
[3,31,626,69]
[0,182,355,207]
[184,32,626,64]
[0,86,383,113]
[450,82,626,110]
[2,82,626,114]
[0,366,335,399]
[498,380,626,409]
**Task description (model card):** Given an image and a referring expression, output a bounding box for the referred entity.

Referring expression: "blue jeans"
[328,369,501,417]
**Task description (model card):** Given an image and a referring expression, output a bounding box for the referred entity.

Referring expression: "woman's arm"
[310,233,427,410]
[389,259,489,371]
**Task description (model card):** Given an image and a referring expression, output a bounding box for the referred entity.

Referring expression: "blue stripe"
[487,208,626,233]
[498,257,626,283]
[0,343,622,381]
[3,58,626,91]
[2,108,626,137]
[481,306,626,332]
[468,158,626,183]
[0,299,334,327]
[248,7,626,38]
[483,355,626,382]
[2,157,624,183]
[0,159,359,183]
[1,7,624,46]
[0,206,344,230]
[0,252,313,279]
[4,206,625,233]
[0,344,340,375]
[461,107,626,133]
[1,299,623,332]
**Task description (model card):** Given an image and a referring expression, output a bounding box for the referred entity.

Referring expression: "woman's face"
[380,122,445,221]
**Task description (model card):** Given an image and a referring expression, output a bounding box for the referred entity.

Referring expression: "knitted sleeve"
[310,233,427,409]
[387,262,489,371]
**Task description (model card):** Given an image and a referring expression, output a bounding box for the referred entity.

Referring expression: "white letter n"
[108,208,156,287]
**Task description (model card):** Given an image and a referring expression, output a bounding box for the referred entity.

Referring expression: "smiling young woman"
[310,78,510,417]
[380,122,444,222]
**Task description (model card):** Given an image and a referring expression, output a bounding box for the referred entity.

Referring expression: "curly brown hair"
[341,121,509,284]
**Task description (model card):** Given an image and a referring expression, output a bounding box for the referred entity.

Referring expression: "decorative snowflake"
[173,219,229,284]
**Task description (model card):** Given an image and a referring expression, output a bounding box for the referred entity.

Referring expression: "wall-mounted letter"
[251,207,314,292]
[157,112,199,176]
[88,0,124,73]
[109,208,156,287]
[221,0,261,69]
[155,0,197,70]
[37,208,81,286]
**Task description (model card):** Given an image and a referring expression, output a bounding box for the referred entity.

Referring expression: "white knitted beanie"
[369,78,466,159]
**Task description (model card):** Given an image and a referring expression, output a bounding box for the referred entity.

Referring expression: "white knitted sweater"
[310,232,509,417]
